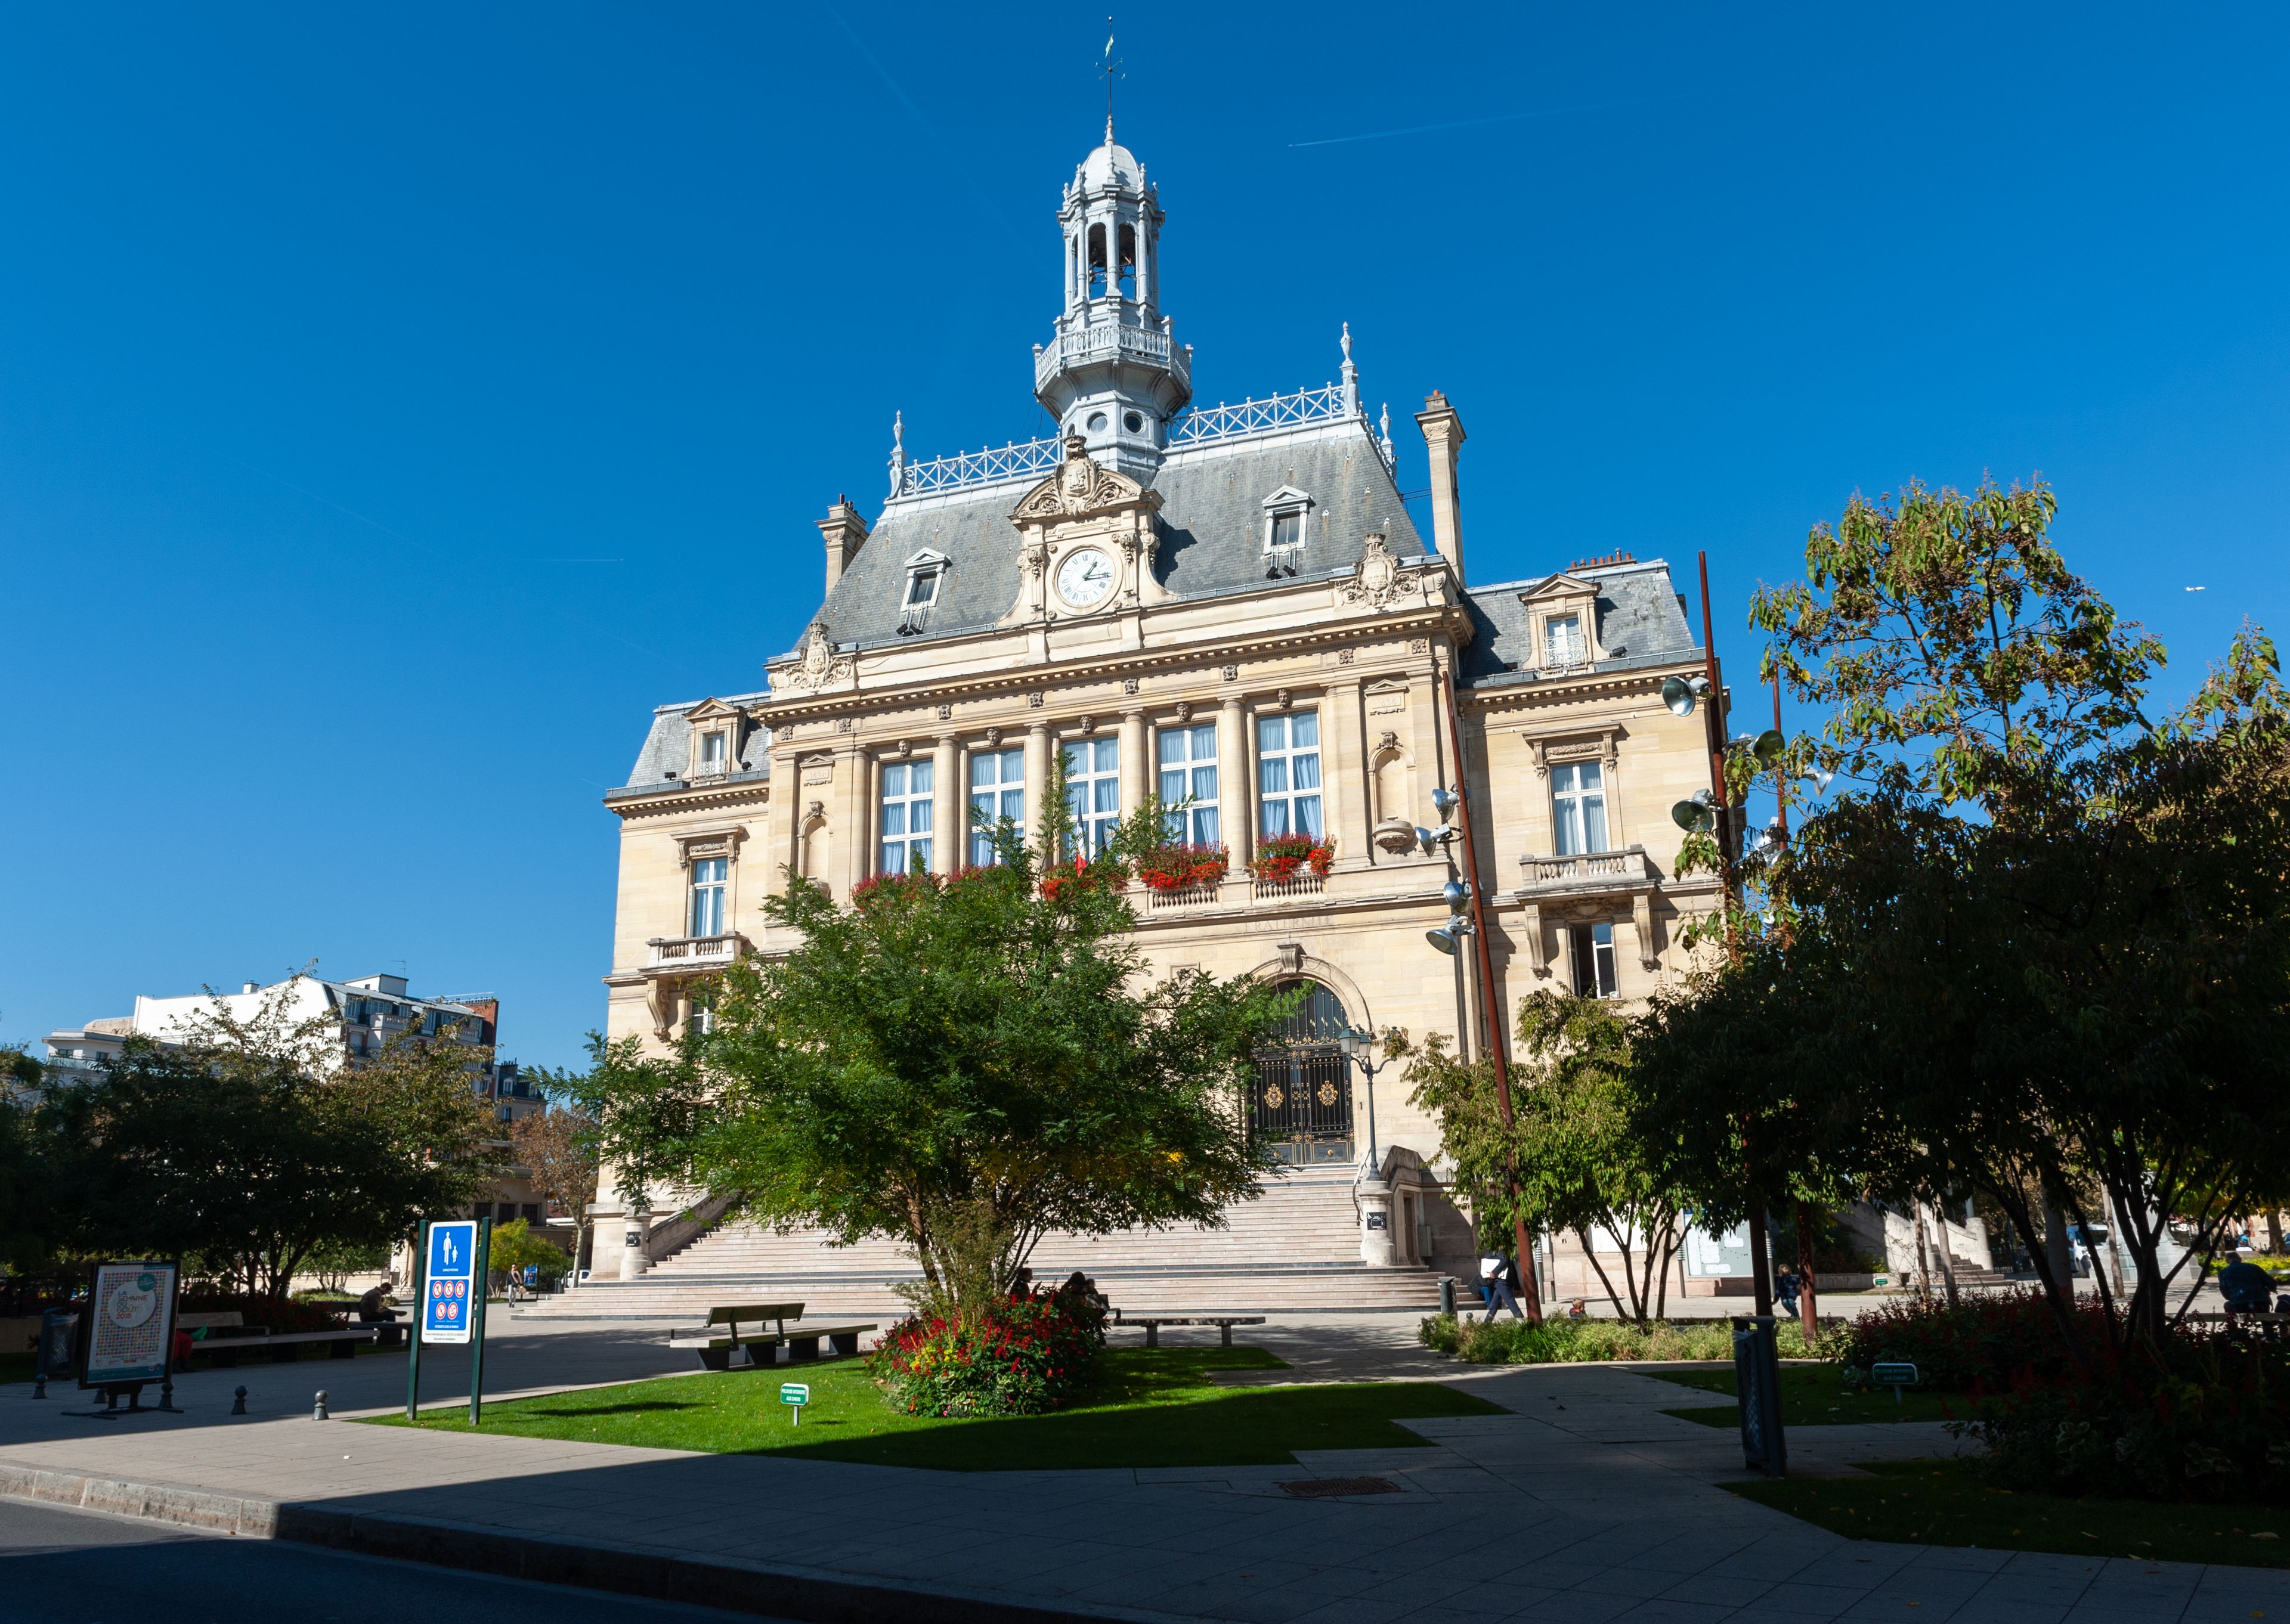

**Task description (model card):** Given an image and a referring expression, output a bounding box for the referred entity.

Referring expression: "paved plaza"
[0,1311,2282,1622]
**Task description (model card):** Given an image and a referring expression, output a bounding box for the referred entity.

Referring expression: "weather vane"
[1102,17,1124,136]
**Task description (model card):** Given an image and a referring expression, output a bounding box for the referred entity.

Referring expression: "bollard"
[232,1387,248,1416]
[1438,1276,1456,1317]
[31,1373,45,1400]
[312,1390,329,1421]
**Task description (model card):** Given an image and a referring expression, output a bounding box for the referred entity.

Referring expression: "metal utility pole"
[1439,664,1542,1322]
[1697,551,1774,1321]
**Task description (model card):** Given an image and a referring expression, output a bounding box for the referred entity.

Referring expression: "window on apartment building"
[1062,737,1121,856]
[688,856,727,937]
[1257,712,1323,838]
[1570,922,1618,998]
[1158,722,1220,845]
[1543,613,1586,667]
[899,562,943,634]
[878,759,934,873]
[968,747,1025,866]
[1551,761,1609,856]
[697,730,727,774]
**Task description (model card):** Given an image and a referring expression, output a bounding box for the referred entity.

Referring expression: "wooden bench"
[2191,1310,2289,1344]
[1111,1313,1266,1349]
[674,1303,876,1370]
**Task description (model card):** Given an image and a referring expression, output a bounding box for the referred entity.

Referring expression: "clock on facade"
[1056,547,1115,609]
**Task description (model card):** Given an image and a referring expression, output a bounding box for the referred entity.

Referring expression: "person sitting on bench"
[356,1276,397,1322]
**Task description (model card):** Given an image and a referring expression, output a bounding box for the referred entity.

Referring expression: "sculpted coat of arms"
[1341,532,1413,612]
[778,621,852,693]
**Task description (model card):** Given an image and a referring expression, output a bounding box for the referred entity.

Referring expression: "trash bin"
[1731,1315,1787,1478]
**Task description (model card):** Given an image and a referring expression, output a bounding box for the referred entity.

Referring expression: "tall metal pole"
[1772,667,1819,1339]
[404,1223,425,1424]
[468,1216,492,1428]
[1439,664,1543,1322]
[1697,552,1774,1320]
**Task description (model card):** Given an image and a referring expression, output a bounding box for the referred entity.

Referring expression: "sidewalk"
[2,1332,2283,1623]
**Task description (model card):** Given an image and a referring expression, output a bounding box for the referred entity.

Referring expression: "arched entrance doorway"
[1252,980,1354,1166]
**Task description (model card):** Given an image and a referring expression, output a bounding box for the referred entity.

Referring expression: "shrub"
[1418,1312,1840,1364]
[1960,1333,2290,1504]
[1834,1290,2104,1393]
[874,1288,1107,1417]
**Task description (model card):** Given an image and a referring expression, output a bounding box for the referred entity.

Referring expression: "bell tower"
[1032,120,1192,479]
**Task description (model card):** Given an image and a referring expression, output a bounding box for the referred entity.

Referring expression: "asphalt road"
[0,1495,784,1623]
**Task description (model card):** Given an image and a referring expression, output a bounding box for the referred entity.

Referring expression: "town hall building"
[562,123,1740,1318]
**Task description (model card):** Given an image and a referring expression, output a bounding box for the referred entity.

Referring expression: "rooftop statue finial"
[1339,323,1360,414]
[887,410,906,500]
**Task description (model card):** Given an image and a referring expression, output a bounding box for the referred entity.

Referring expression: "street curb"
[0,1463,1185,1624]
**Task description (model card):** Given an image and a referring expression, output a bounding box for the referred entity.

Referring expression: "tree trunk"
[1912,1202,1934,1304]
[1577,1226,1628,1321]
[1795,1202,1821,1340]
[2269,1210,2283,1257]
[1925,1189,1961,1308]
[2042,1188,2074,1300]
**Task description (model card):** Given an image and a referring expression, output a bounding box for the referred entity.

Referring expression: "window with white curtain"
[1256,712,1322,838]
[1062,737,1120,856]
[878,759,934,873]
[1157,723,1220,845]
[1551,760,1608,856]
[688,857,726,937]
[967,748,1025,866]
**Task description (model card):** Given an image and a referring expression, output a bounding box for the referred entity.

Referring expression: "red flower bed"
[1249,833,1335,882]
[1038,854,1129,903]
[873,1287,1109,1417]
[1135,843,1229,892]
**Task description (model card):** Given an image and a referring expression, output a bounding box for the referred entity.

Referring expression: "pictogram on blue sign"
[422,1220,479,1346]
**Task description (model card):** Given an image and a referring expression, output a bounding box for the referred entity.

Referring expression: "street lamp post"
[1338,1026,1388,1179]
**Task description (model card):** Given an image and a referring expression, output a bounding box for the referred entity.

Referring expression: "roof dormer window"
[1261,486,1311,578]
[899,547,949,635]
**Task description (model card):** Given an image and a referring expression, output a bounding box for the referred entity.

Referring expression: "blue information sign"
[423,1220,479,1346]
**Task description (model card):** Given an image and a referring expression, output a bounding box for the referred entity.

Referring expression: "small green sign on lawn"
[1871,1360,1919,1403]
[781,1381,810,1425]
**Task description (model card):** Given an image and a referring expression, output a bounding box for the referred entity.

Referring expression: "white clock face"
[1056,548,1115,608]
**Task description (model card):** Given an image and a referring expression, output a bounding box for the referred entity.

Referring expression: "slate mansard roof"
[616,690,771,798]
[1459,560,1699,687]
[802,414,1426,656]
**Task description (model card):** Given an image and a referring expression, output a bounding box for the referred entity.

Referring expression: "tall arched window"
[1251,980,1354,1166]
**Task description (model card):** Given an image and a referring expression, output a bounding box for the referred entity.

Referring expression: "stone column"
[1119,709,1146,826]
[618,1211,652,1280]
[1356,1178,1397,1267]
[1025,721,1051,861]
[1218,696,1251,878]
[1323,679,1363,866]
[932,735,959,875]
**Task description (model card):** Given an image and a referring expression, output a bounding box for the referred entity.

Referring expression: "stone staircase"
[519,1169,1444,1321]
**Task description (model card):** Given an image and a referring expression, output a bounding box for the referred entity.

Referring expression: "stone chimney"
[1415,392,1467,587]
[816,495,869,597]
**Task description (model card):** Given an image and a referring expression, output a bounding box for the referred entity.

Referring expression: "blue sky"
[3,5,2284,1068]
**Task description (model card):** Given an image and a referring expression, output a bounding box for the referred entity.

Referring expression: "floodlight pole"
[1439,664,1543,1323]
[1697,551,1775,1321]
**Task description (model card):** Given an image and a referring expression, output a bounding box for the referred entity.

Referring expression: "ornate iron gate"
[1252,981,1354,1166]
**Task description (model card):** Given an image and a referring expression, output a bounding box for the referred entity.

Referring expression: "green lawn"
[1647,1362,1961,1426]
[1729,1459,2290,1568]
[362,1346,1508,1470]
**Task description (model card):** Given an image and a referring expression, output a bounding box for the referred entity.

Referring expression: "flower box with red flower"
[1135,842,1230,894]
[1249,833,1336,883]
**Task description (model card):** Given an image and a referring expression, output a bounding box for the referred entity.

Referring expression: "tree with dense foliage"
[1636,477,2290,1361]
[509,1103,601,1267]
[684,785,1286,1318]
[530,1034,705,1220]
[32,978,502,1301]
[1400,992,1694,1322]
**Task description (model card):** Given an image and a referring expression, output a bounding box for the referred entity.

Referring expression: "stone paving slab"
[2,1349,2286,1622]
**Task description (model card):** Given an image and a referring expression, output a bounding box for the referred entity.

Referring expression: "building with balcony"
[585,121,1737,1313]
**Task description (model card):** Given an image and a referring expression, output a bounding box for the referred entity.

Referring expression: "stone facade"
[596,126,1732,1294]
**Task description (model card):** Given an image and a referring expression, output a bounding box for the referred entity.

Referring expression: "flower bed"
[1419,1312,1836,1364]
[874,1288,1109,1417]
[1834,1289,2102,1393]
[1134,842,1228,893]
[1249,833,1335,883]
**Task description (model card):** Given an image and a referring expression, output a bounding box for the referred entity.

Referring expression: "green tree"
[686,780,1286,1318]
[510,1104,601,1270]
[1698,478,2290,1357]
[486,1217,568,1284]
[530,1034,705,1220]
[1401,993,1693,1323]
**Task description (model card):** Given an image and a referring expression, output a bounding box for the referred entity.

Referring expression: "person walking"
[1478,1249,1525,1322]
[1775,1265,1802,1318]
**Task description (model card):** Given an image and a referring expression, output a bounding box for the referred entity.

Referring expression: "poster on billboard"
[422,1219,479,1346]
[83,1262,180,1388]
[1685,1225,1753,1279]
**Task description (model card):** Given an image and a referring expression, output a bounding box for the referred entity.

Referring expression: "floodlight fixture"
[1416,823,1459,858]
[1441,878,1472,910]
[1670,789,1716,834]
[1751,729,1787,766]
[1662,674,1711,717]
[1431,788,1460,815]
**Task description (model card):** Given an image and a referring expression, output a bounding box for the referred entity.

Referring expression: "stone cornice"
[606,780,770,822]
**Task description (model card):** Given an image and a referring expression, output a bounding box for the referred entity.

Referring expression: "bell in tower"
[1032,119,1193,479]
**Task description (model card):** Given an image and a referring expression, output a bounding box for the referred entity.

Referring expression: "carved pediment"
[1013,435,1153,522]
[683,696,743,724]
[775,621,853,693]
[1517,571,1598,606]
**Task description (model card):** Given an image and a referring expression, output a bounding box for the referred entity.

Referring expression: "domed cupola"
[1032,119,1192,479]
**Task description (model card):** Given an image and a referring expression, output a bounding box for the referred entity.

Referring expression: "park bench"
[1109,1312,1266,1349]
[2191,1310,2288,1345]
[178,1312,380,1367]
[674,1303,876,1371]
